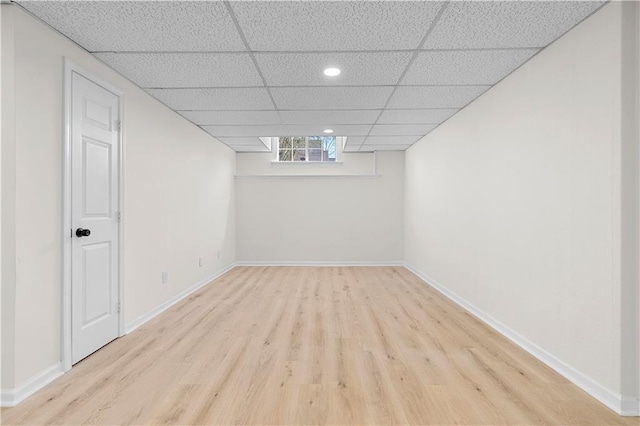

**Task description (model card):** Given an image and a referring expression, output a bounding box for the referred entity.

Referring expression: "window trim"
[273,136,339,163]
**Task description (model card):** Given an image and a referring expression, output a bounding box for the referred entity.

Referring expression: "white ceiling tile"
[229,145,272,152]
[343,137,366,151]
[146,88,274,111]
[178,111,281,126]
[377,109,457,124]
[364,136,423,145]
[218,137,271,152]
[284,125,371,137]
[271,87,394,110]
[230,1,444,51]
[255,52,412,86]
[95,53,263,88]
[280,110,380,125]
[359,144,412,152]
[218,137,268,145]
[403,50,539,85]
[207,124,371,138]
[387,86,490,109]
[17,1,246,51]
[425,1,605,49]
[369,124,437,136]
[231,146,271,152]
[202,125,289,138]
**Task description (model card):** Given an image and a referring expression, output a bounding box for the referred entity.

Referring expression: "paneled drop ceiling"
[17,0,605,152]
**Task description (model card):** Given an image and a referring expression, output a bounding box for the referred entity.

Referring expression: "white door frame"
[62,58,126,372]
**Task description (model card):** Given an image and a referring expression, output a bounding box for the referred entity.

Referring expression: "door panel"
[83,137,112,216]
[71,72,120,364]
[81,242,112,327]
[83,96,112,131]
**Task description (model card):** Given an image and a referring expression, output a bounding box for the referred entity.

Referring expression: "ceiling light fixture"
[323,67,341,77]
[323,129,334,134]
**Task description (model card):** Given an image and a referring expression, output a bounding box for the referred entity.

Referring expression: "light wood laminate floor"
[2,266,637,425]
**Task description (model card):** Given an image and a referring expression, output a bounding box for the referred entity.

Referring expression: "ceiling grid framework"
[353,0,449,151]
[221,0,283,150]
[17,0,607,152]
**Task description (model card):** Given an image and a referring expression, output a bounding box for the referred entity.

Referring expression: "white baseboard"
[1,363,64,407]
[403,263,636,417]
[0,264,237,408]
[4,262,636,416]
[235,260,404,267]
[621,396,640,416]
[124,263,236,334]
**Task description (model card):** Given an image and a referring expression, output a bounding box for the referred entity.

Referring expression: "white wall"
[405,1,639,413]
[1,2,16,392]
[237,149,376,176]
[637,1,640,409]
[236,150,404,263]
[620,0,640,410]
[2,4,236,396]
[2,0,637,415]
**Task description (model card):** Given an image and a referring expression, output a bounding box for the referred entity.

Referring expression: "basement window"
[276,136,337,162]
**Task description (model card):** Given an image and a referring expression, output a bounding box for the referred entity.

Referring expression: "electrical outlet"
[162,271,168,284]
[198,257,203,267]
[217,251,221,260]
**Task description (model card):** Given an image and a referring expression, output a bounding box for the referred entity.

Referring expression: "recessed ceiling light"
[323,129,334,134]
[323,67,341,77]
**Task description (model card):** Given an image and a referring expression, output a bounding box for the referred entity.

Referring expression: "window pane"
[323,137,337,161]
[279,149,292,161]
[279,137,291,149]
[293,137,306,148]
[308,137,322,149]
[308,149,322,161]
[293,149,306,161]
[277,136,336,162]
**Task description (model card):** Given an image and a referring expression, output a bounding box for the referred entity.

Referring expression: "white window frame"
[273,136,339,163]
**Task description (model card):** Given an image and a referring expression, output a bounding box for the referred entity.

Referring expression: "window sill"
[271,161,343,165]
[236,174,379,179]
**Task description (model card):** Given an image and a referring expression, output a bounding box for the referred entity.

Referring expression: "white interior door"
[71,72,120,364]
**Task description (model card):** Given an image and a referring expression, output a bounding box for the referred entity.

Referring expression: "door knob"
[75,228,91,238]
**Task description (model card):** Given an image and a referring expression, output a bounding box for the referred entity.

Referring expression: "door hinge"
[117,211,121,223]
[116,120,121,132]
[117,301,121,313]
